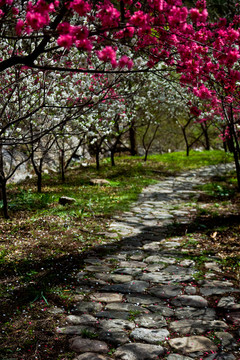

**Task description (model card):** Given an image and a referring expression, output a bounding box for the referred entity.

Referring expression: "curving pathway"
[56,163,240,360]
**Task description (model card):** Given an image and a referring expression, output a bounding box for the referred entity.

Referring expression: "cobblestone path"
[57,163,240,360]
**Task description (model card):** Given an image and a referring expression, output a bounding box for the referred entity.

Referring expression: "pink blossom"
[129,11,149,27]
[57,34,74,49]
[97,46,117,67]
[118,55,133,69]
[190,106,201,117]
[57,22,72,34]
[76,39,93,51]
[97,1,120,28]
[12,7,19,15]
[193,85,212,99]
[69,0,91,16]
[16,19,24,35]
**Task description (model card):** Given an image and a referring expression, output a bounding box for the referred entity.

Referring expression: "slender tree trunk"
[181,126,190,156]
[201,123,210,150]
[144,149,149,162]
[96,149,100,170]
[1,178,9,219]
[229,117,240,191]
[0,143,9,218]
[111,150,115,166]
[60,149,65,182]
[129,123,137,156]
[223,140,228,152]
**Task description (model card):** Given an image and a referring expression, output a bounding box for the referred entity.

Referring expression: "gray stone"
[69,337,109,353]
[134,313,167,328]
[89,293,123,303]
[139,272,193,284]
[179,260,195,267]
[215,331,234,346]
[48,307,64,314]
[169,319,228,335]
[72,302,103,314]
[114,343,165,360]
[118,261,147,268]
[130,253,145,261]
[90,179,110,185]
[185,286,197,295]
[102,281,149,294]
[199,280,239,296]
[142,242,160,250]
[59,196,76,205]
[84,258,102,264]
[105,302,145,313]
[85,265,110,272]
[205,262,222,272]
[113,268,142,276]
[126,294,162,305]
[169,336,217,353]
[149,285,182,298]
[66,314,97,325]
[98,328,129,345]
[109,274,133,283]
[175,307,216,320]
[147,304,174,317]
[171,295,208,308]
[217,296,240,309]
[73,353,110,360]
[145,263,166,271]
[204,354,236,360]
[99,318,135,330]
[163,265,195,275]
[130,327,169,344]
[167,356,193,360]
[145,256,177,264]
[96,310,130,320]
[160,241,181,248]
[57,325,96,335]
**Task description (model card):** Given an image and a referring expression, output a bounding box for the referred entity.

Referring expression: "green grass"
[3,150,234,219]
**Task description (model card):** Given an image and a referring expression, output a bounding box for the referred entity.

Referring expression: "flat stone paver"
[55,163,240,359]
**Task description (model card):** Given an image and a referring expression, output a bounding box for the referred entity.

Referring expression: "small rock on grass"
[90,179,110,185]
[59,196,76,205]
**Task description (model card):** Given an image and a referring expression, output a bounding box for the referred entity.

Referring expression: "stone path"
[56,163,240,360]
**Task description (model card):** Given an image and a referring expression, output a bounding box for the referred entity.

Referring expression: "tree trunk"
[0,143,9,218]
[60,149,65,182]
[229,121,240,191]
[129,123,137,156]
[181,126,190,156]
[1,178,9,219]
[201,123,210,150]
[144,149,149,161]
[96,149,100,170]
[111,150,115,166]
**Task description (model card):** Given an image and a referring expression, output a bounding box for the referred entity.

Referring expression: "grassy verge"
[0,150,235,359]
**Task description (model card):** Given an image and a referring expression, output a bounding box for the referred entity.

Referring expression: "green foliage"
[81,328,98,339]
[198,182,235,198]
[4,189,55,211]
